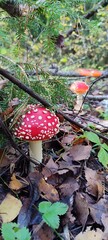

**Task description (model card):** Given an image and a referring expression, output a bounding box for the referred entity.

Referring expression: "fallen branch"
[86,95,108,100]
[0,67,108,142]
[27,67,108,78]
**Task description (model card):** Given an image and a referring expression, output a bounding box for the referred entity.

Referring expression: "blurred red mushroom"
[70,81,89,111]
[12,105,60,171]
[76,68,103,78]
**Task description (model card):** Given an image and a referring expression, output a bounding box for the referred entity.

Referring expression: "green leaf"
[98,147,108,168]
[49,202,68,216]
[102,143,108,151]
[39,201,52,214]
[43,212,60,229]
[84,131,101,145]
[15,227,31,240]
[1,223,31,240]
[38,201,68,229]
[1,223,16,240]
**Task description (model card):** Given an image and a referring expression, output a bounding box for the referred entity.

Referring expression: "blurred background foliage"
[0,0,108,112]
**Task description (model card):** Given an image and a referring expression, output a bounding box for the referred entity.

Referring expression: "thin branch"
[0,67,108,142]
[84,0,108,19]
[83,71,108,104]
[66,0,108,37]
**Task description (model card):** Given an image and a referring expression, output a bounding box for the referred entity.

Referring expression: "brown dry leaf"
[69,144,92,161]
[71,123,82,132]
[0,193,22,222]
[0,80,8,89]
[101,213,108,240]
[9,174,23,190]
[39,178,59,202]
[58,160,80,175]
[90,198,107,225]
[8,98,20,107]
[61,134,76,149]
[42,157,58,178]
[75,192,89,227]
[73,137,87,146]
[85,167,104,199]
[0,149,13,168]
[74,227,103,240]
[59,177,79,197]
[33,223,55,240]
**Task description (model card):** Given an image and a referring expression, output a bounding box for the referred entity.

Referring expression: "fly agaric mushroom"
[12,105,60,171]
[70,81,89,111]
[76,68,103,77]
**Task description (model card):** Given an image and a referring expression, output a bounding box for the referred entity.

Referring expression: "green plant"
[38,201,68,230]
[84,131,108,168]
[1,223,31,240]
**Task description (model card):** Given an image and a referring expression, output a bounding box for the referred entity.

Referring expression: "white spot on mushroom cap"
[38,116,42,120]
[47,116,51,119]
[48,123,52,126]
[43,110,48,114]
[34,109,38,112]
[25,136,30,139]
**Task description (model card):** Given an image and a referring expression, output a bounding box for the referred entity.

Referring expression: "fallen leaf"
[74,227,103,240]
[62,144,92,161]
[59,177,79,197]
[90,198,107,225]
[9,174,23,190]
[58,160,80,175]
[39,178,59,202]
[42,157,58,178]
[0,193,22,222]
[74,192,89,227]
[0,149,12,168]
[69,144,92,161]
[32,223,55,240]
[0,80,8,89]
[61,134,76,149]
[85,167,104,199]
[101,213,108,240]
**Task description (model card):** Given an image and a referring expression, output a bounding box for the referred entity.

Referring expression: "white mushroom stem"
[75,94,83,111]
[29,140,42,171]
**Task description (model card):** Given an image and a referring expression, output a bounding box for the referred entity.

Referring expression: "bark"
[0,1,22,17]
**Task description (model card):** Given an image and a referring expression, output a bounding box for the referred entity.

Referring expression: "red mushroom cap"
[76,68,103,77]
[70,81,89,94]
[13,105,59,141]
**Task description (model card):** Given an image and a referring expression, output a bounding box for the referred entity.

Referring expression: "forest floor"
[0,76,108,240]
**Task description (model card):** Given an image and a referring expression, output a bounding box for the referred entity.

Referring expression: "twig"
[86,94,108,100]
[0,67,108,142]
[57,110,108,142]
[83,72,108,104]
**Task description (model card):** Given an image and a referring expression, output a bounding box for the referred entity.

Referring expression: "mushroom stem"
[75,94,83,111]
[29,140,42,171]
